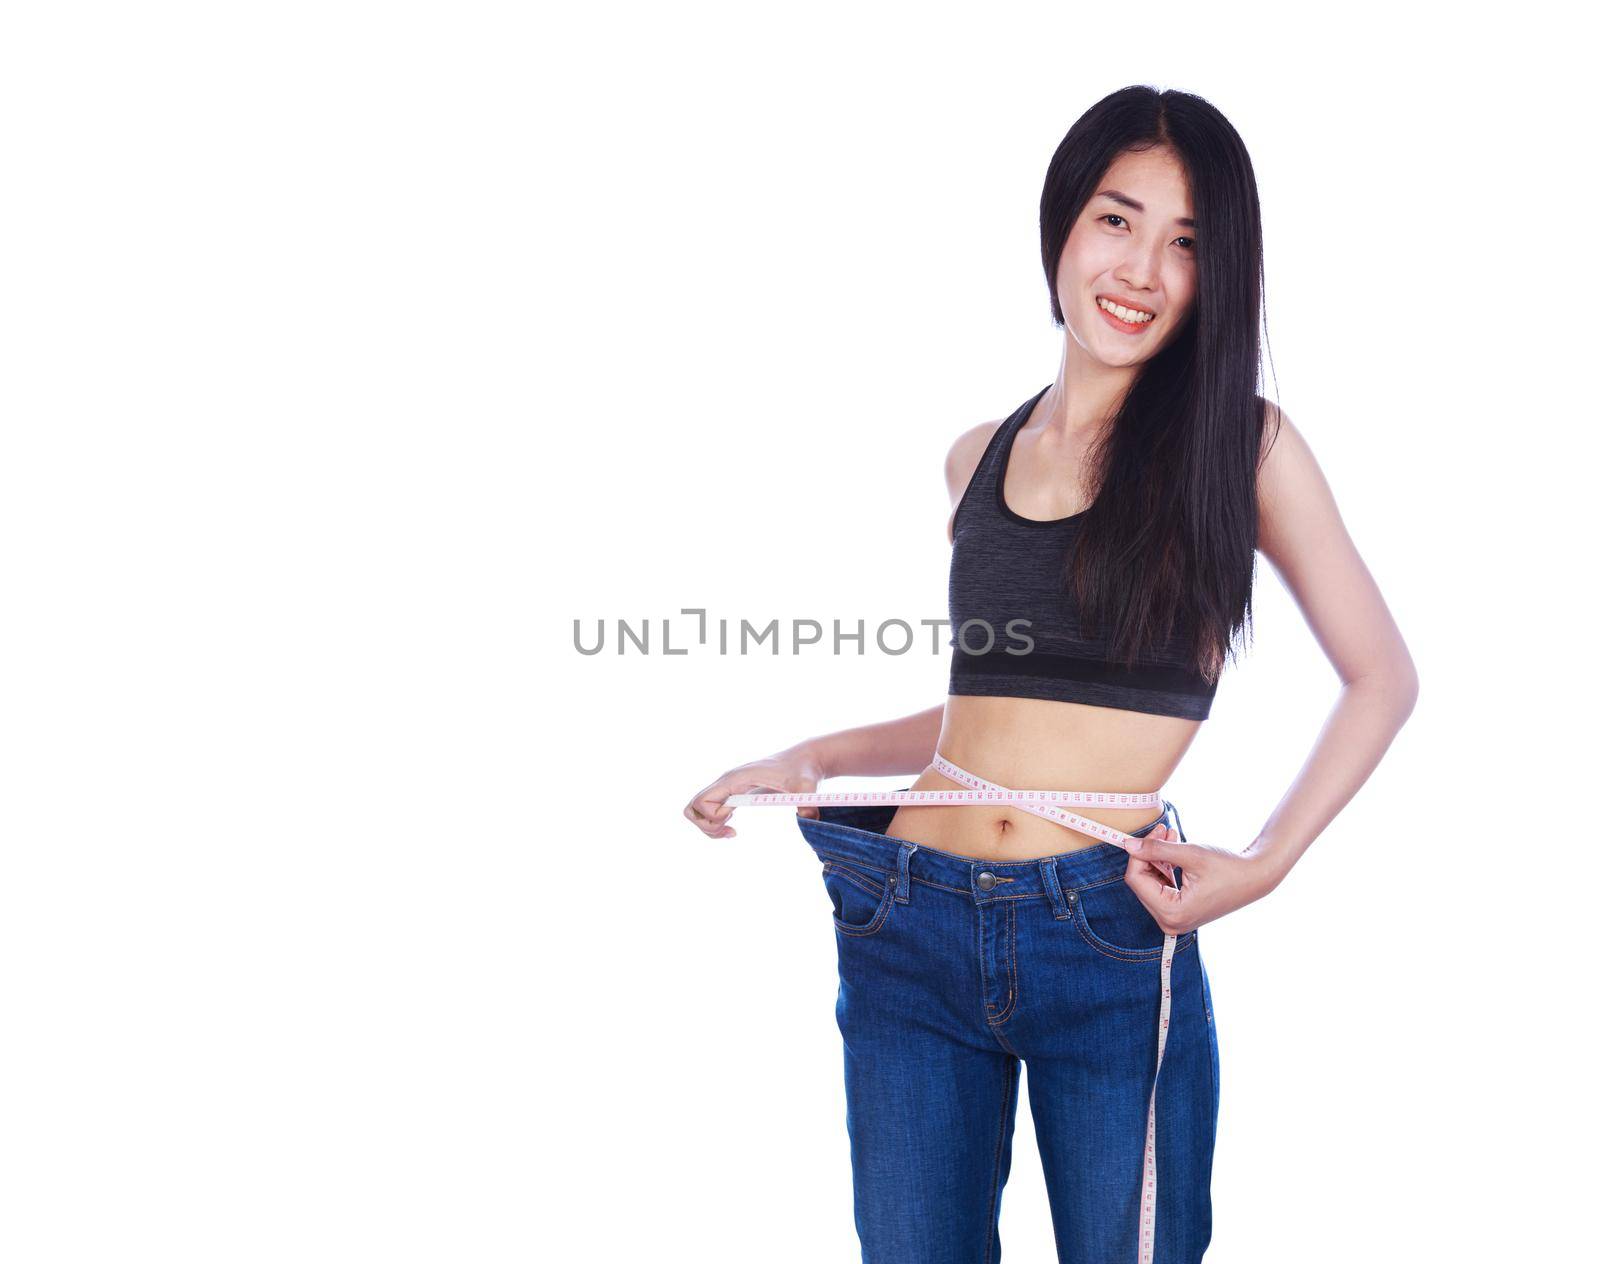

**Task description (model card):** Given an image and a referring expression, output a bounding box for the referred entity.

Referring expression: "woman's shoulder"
[1256,394,1291,454]
[1252,397,1341,556]
[944,417,1006,503]
[1254,397,1306,490]
[944,417,1007,545]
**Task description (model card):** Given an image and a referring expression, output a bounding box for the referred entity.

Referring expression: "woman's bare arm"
[684,705,945,838]
[1123,404,1420,926]
[685,419,989,836]
[797,704,944,780]
[1240,405,1420,886]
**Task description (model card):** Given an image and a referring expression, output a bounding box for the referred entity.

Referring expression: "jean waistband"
[794,797,1182,904]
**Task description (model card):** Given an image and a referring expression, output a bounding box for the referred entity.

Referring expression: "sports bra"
[947,384,1220,720]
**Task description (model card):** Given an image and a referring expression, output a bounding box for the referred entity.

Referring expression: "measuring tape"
[727,750,1179,1264]
[727,753,1176,875]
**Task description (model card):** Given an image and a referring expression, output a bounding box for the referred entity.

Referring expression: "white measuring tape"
[726,753,1178,878]
[727,751,1179,1264]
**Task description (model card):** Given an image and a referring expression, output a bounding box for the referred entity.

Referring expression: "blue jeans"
[795,799,1219,1264]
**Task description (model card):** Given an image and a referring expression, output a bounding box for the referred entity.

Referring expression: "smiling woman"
[1084,186,1197,333]
[685,83,1419,1264]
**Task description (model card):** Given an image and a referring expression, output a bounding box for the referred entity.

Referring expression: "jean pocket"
[1070,876,1195,962]
[819,859,897,937]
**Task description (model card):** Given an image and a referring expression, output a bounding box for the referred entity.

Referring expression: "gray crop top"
[947,385,1220,720]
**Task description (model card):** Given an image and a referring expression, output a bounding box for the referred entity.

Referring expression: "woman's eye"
[1101,214,1195,251]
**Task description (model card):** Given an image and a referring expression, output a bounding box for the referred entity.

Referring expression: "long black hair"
[1040,86,1280,683]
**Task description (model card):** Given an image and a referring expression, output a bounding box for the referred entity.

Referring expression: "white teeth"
[1097,297,1154,324]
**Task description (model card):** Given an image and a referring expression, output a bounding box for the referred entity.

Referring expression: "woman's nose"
[1116,244,1162,291]
[1116,260,1158,292]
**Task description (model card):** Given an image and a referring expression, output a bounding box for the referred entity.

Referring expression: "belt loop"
[1166,799,1186,843]
[895,841,916,904]
[1039,857,1070,919]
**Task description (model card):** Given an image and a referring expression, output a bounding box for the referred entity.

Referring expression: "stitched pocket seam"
[820,861,885,900]
[1072,897,1195,962]
[821,863,896,937]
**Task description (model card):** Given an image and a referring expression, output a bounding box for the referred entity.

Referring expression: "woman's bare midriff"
[883,695,1204,862]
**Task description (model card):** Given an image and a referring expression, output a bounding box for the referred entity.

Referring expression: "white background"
[3,2,1593,1260]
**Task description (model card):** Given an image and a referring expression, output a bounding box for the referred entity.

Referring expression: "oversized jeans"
[795,798,1219,1264]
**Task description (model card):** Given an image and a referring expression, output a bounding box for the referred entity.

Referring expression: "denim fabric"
[796,799,1219,1264]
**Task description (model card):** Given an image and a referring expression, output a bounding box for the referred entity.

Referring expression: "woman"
[684,86,1417,1264]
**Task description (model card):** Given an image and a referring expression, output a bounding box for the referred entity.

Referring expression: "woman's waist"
[937,698,1191,796]
[880,751,1175,861]
[900,763,1169,830]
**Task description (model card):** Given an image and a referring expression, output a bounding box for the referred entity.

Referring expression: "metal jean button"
[976,871,997,891]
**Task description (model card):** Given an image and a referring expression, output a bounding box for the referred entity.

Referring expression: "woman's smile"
[1095,294,1158,334]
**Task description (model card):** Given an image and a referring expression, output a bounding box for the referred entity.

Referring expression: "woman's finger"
[1125,837,1182,902]
[684,787,736,835]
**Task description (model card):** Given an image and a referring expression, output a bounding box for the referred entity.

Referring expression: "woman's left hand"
[1122,824,1281,934]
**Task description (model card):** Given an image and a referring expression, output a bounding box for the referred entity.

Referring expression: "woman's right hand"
[683,744,828,839]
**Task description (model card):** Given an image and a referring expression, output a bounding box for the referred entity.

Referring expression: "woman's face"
[1055,145,1198,367]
